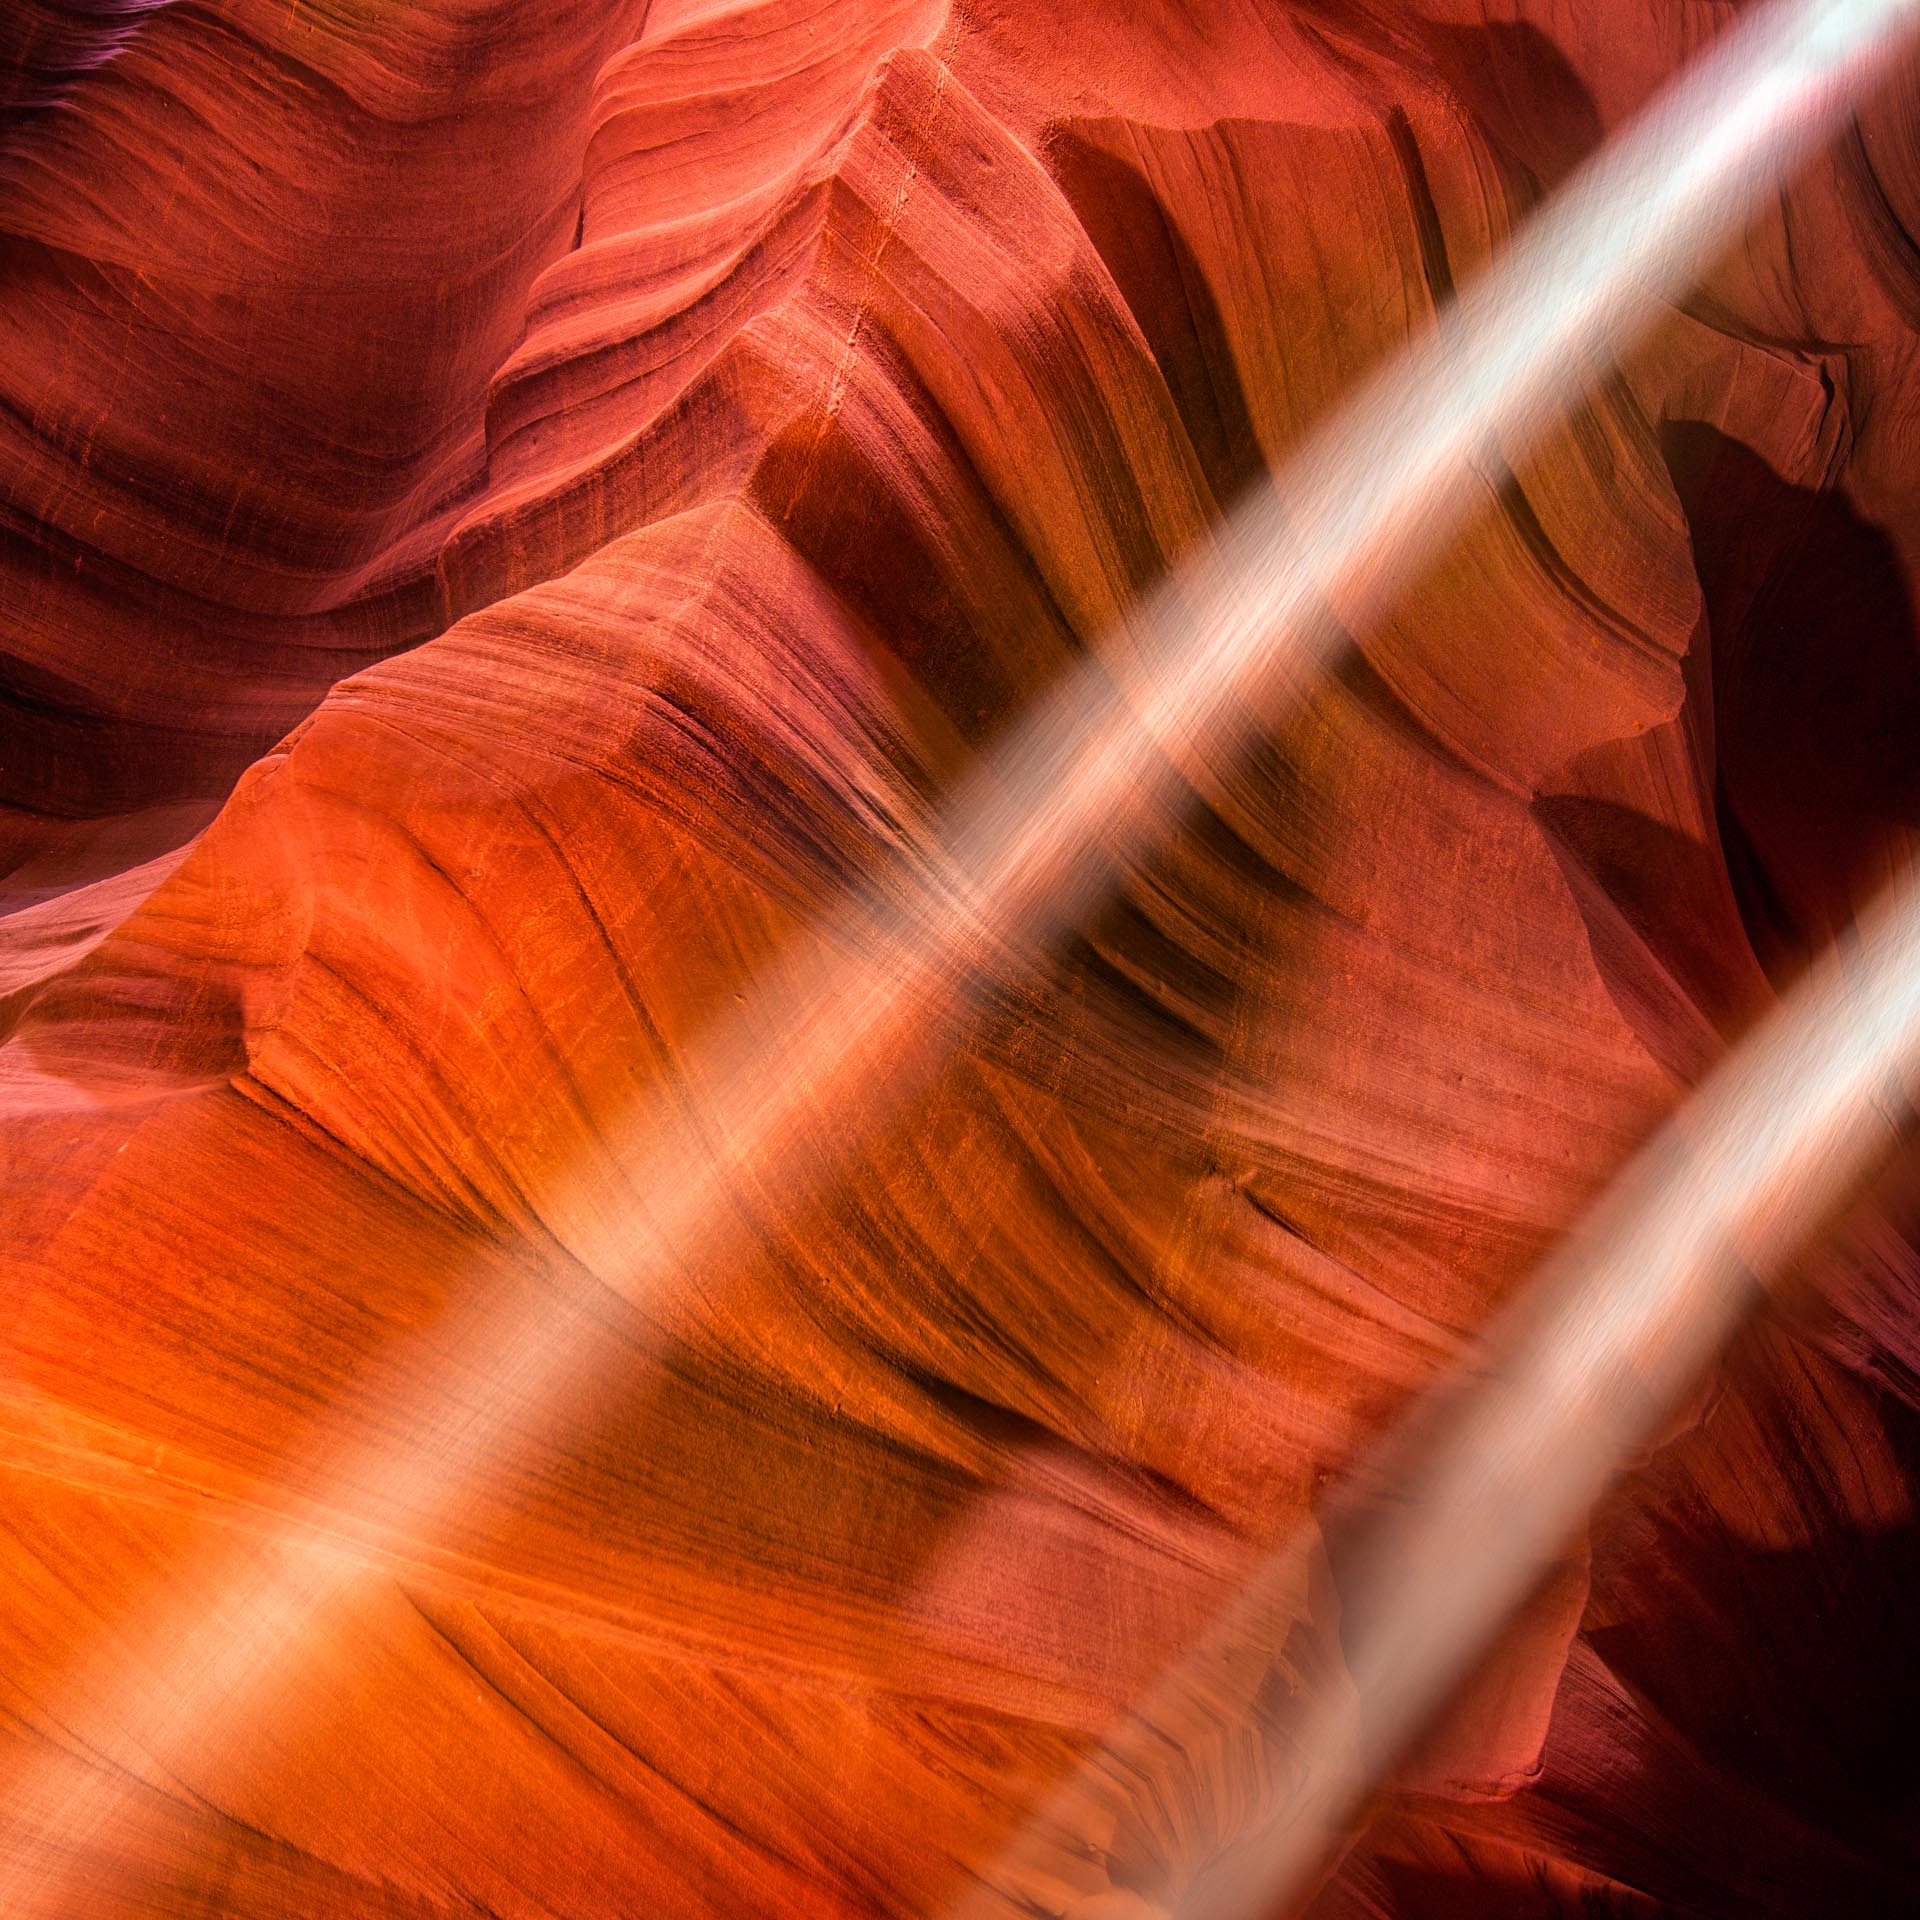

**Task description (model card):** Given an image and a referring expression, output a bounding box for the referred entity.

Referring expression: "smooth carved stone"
[4,3,1920,1915]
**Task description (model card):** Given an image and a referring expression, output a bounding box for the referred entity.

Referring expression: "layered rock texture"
[6,1,1920,1914]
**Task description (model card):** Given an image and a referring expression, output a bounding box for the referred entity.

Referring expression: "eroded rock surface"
[5,3,1920,1914]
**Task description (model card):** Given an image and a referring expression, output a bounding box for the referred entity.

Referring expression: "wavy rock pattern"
[5,2,1920,1914]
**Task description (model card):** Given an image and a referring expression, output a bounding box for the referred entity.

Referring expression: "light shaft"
[5,0,1917,1908]
[966,875,1920,1920]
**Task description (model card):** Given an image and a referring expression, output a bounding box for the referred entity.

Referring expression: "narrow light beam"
[961,870,1920,1920]
[4,0,1916,1908]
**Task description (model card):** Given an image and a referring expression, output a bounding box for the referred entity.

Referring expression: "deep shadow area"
[1415,17,1606,197]
[1049,122,1267,512]
[1663,420,1920,982]
[1589,1506,1920,1849]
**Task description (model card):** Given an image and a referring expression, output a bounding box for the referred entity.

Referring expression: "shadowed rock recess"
[5,2,1920,1914]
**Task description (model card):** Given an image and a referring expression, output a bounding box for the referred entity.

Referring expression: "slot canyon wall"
[4,1,1920,1914]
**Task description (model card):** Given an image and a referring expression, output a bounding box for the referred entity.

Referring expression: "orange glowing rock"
[4,3,1920,1914]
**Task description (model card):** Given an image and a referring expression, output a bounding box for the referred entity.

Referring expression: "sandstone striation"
[4,3,1920,1914]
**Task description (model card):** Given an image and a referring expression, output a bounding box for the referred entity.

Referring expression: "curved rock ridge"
[4,2,1920,1915]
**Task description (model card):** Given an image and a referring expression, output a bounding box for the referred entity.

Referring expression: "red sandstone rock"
[4,2,1920,1914]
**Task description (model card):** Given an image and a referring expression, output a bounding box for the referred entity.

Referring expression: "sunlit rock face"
[4,2,1920,1914]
